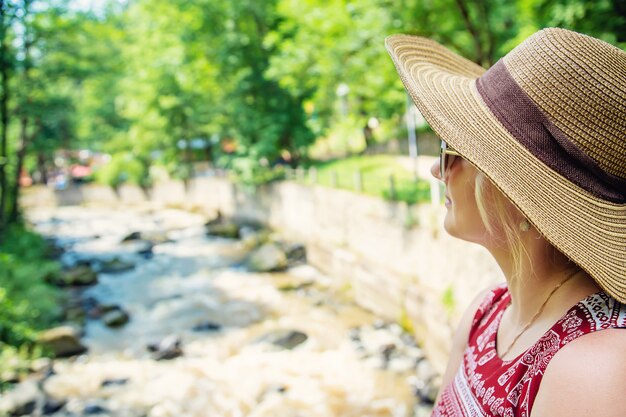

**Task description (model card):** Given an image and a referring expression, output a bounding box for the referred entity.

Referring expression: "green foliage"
[0,0,623,213]
[441,285,457,319]
[382,179,431,205]
[307,155,431,204]
[0,342,43,390]
[229,157,287,186]
[94,152,151,188]
[0,225,62,386]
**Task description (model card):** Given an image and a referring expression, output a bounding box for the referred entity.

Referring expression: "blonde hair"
[474,172,531,282]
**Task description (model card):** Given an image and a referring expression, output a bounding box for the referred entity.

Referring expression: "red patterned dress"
[432,284,626,417]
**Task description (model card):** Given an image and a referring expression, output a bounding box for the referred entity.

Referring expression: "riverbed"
[23,204,436,417]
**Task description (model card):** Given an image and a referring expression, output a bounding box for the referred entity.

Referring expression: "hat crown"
[503,28,626,181]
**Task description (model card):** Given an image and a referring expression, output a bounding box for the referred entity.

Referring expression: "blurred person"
[386,28,626,417]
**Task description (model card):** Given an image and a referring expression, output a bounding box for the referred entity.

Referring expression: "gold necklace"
[500,269,580,359]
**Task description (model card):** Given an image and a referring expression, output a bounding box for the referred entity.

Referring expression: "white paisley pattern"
[432,285,626,417]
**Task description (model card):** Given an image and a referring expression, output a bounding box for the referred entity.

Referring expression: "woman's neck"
[488,238,598,327]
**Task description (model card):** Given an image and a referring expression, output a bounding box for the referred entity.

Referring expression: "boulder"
[44,238,65,259]
[87,301,122,319]
[147,335,183,361]
[63,306,87,325]
[283,242,306,265]
[205,211,223,227]
[192,321,222,332]
[102,308,130,328]
[238,225,272,249]
[58,265,98,286]
[246,243,288,272]
[121,239,154,258]
[101,378,129,388]
[42,397,65,415]
[121,231,142,242]
[0,380,41,416]
[83,403,109,414]
[415,360,437,383]
[98,257,135,274]
[38,326,87,358]
[206,222,240,239]
[257,330,308,350]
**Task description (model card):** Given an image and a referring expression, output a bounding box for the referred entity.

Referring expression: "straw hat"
[385,28,626,303]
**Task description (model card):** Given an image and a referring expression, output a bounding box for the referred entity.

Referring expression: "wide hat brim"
[385,34,626,303]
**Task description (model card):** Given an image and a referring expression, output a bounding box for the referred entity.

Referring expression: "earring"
[519,219,531,232]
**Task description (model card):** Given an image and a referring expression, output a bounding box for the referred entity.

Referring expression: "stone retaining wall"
[21,177,503,373]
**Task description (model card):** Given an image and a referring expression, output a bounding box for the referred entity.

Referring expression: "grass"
[298,155,432,205]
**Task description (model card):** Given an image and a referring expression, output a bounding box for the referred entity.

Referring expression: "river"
[22,204,435,417]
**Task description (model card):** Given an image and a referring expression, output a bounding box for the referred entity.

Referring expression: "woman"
[385,28,625,416]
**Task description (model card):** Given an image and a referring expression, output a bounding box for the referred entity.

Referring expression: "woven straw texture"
[385,28,626,303]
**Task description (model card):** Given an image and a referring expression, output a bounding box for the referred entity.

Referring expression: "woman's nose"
[431,159,441,180]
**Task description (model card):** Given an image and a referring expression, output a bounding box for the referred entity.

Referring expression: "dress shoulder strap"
[469,283,510,336]
[548,291,626,347]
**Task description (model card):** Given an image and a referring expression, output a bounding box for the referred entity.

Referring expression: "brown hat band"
[476,61,626,204]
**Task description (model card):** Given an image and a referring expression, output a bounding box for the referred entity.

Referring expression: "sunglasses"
[439,141,461,178]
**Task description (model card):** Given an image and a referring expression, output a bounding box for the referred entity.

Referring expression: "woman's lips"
[445,196,452,207]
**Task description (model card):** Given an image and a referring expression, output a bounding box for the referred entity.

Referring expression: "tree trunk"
[37,152,48,184]
[8,116,26,223]
[0,0,11,241]
[454,0,488,66]
[8,0,32,224]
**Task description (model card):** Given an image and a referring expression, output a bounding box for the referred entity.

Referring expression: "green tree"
[0,0,16,240]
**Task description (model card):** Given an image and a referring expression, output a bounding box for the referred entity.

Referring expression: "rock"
[86,301,116,319]
[0,380,42,416]
[419,383,439,405]
[192,321,222,332]
[84,403,109,414]
[121,240,154,258]
[30,358,54,375]
[42,397,65,415]
[415,360,437,383]
[348,327,361,342]
[121,231,142,242]
[38,326,87,358]
[205,211,223,227]
[99,257,135,273]
[240,228,270,250]
[276,281,313,292]
[380,343,397,364]
[141,230,170,244]
[410,375,438,405]
[137,244,154,259]
[102,308,130,328]
[258,330,308,350]
[101,378,129,388]
[206,222,240,239]
[283,242,306,265]
[147,335,183,360]
[246,243,288,272]
[58,265,98,286]
[44,238,65,259]
[64,306,87,325]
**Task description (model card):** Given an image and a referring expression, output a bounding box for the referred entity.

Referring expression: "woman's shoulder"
[531,328,626,417]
